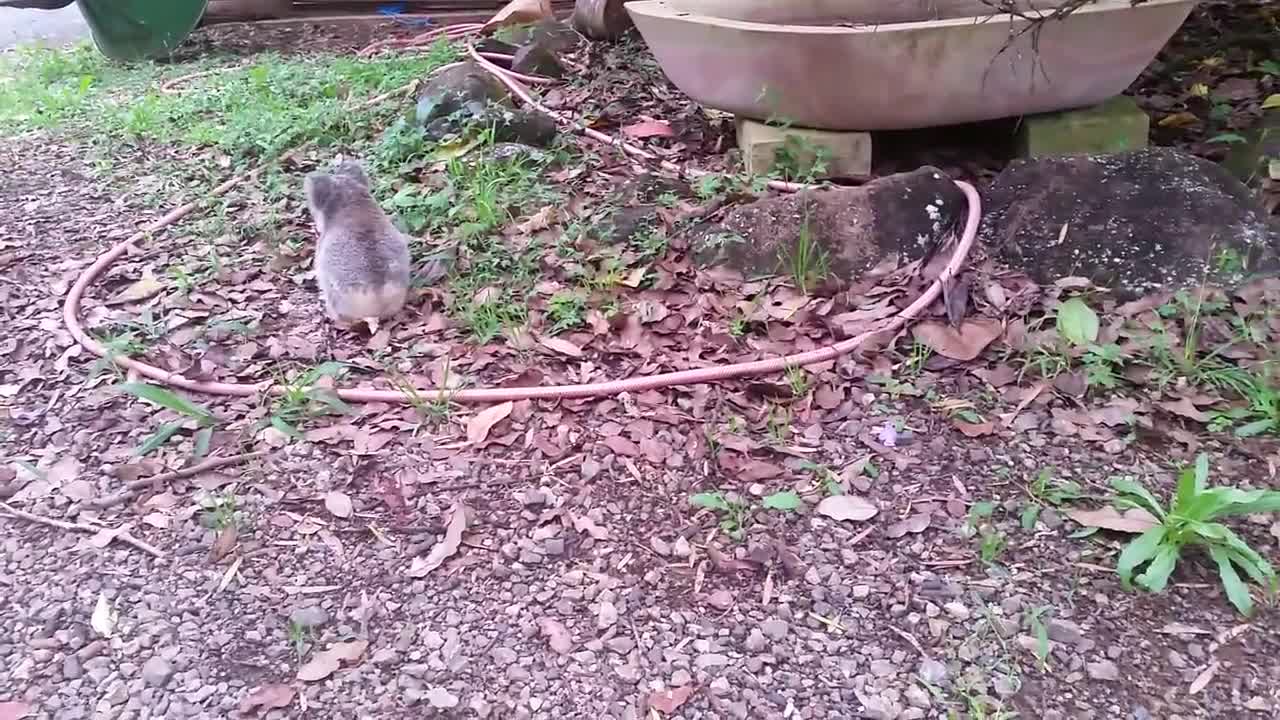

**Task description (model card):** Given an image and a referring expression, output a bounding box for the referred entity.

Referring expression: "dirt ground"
[1,4,1279,720]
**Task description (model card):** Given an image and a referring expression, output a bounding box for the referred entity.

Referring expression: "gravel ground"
[2,10,1280,720]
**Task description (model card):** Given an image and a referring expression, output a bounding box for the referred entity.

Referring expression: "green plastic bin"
[77,0,209,61]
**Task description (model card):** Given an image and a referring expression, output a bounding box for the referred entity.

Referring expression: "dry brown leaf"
[648,685,696,714]
[621,120,674,138]
[538,617,573,654]
[912,318,1003,361]
[483,0,551,29]
[1158,622,1211,636]
[237,684,296,715]
[1158,111,1199,128]
[1065,507,1158,534]
[407,502,467,577]
[61,479,95,501]
[297,640,369,682]
[106,268,165,305]
[0,702,34,720]
[48,456,81,486]
[467,401,514,444]
[1159,397,1211,423]
[324,491,353,519]
[816,495,879,522]
[538,336,583,358]
[516,205,556,234]
[1189,661,1219,695]
[210,524,238,561]
[739,460,785,482]
[571,513,610,540]
[952,419,995,437]
[885,513,931,538]
[705,589,735,610]
[603,435,640,457]
[973,364,1018,388]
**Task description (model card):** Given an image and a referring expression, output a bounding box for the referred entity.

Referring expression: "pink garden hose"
[59,34,984,406]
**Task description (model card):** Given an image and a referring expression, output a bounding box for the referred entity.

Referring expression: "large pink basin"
[625,0,1196,130]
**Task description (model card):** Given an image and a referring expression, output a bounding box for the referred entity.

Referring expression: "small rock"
[650,537,671,556]
[760,619,789,641]
[491,647,518,666]
[695,653,730,669]
[705,590,734,610]
[511,43,565,79]
[992,673,1018,697]
[918,657,948,686]
[61,655,83,680]
[544,538,565,556]
[1087,660,1121,681]
[943,602,970,621]
[519,489,547,507]
[905,685,931,709]
[606,637,635,655]
[708,676,733,695]
[671,669,692,686]
[1048,619,1084,645]
[141,656,174,688]
[744,629,768,653]
[869,659,897,678]
[672,536,692,558]
[597,601,618,629]
[580,459,602,480]
[425,687,460,709]
[289,606,329,629]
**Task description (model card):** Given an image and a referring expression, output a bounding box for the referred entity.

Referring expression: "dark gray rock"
[503,19,580,54]
[981,147,1280,298]
[511,43,565,79]
[690,166,966,281]
[415,61,510,127]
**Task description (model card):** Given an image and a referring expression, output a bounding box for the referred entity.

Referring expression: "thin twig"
[0,501,164,557]
[88,451,268,510]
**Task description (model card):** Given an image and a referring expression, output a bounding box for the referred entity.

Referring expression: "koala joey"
[304,159,413,335]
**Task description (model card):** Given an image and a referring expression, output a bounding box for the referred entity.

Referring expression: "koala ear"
[304,172,339,219]
[332,159,370,188]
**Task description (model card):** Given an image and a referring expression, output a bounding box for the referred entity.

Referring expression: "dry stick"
[88,451,269,510]
[0,501,165,558]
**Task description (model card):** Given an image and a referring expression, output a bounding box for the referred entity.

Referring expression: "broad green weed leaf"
[762,491,802,512]
[1263,93,1280,110]
[1193,453,1209,489]
[1020,503,1041,530]
[270,416,302,440]
[118,382,215,424]
[1110,477,1167,519]
[1208,545,1254,616]
[1056,297,1099,347]
[1136,544,1179,593]
[1234,418,1275,437]
[134,422,182,456]
[1222,490,1280,516]
[1173,464,1198,515]
[691,492,730,512]
[193,427,213,459]
[1183,488,1242,522]
[1117,526,1167,588]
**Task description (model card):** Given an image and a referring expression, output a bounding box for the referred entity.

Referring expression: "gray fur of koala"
[304,160,412,333]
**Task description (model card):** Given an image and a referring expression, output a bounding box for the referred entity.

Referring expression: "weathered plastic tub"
[625,0,1197,130]
[77,0,208,61]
